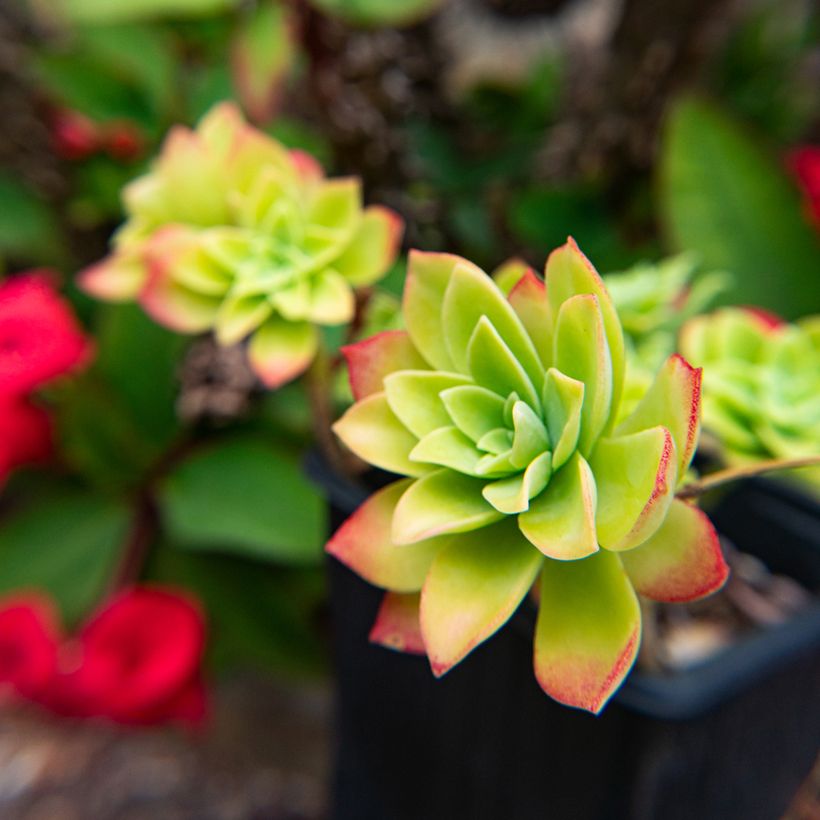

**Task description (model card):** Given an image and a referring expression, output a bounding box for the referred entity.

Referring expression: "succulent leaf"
[343,330,429,401]
[421,520,543,677]
[591,427,677,552]
[327,481,441,592]
[369,592,426,655]
[534,549,640,714]
[518,452,598,560]
[620,499,728,603]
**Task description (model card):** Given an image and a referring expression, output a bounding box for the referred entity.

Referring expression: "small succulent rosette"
[604,254,727,419]
[329,239,729,713]
[681,307,820,485]
[79,103,402,388]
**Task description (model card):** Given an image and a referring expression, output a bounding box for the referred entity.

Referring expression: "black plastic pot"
[307,453,820,820]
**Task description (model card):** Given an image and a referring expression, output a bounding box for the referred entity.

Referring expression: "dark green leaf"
[0,175,63,269]
[659,97,820,318]
[159,436,325,564]
[0,492,130,625]
[148,546,326,677]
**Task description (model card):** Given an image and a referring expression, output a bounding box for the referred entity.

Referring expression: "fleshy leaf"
[509,401,549,469]
[403,251,467,370]
[214,293,273,345]
[327,480,441,592]
[332,392,427,477]
[441,261,542,384]
[621,499,728,602]
[476,428,513,455]
[369,592,426,654]
[553,294,613,454]
[616,354,702,477]
[542,369,584,470]
[334,206,403,287]
[342,330,428,401]
[78,253,145,301]
[140,232,222,333]
[518,452,598,560]
[534,549,640,714]
[410,427,482,475]
[440,385,506,442]
[247,317,318,388]
[545,238,625,427]
[508,270,553,368]
[421,519,543,676]
[384,370,471,439]
[482,451,552,514]
[467,317,539,409]
[392,470,503,545]
[590,427,677,552]
[305,269,355,325]
[492,257,534,295]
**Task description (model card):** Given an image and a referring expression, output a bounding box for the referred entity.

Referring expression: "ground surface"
[0,676,331,820]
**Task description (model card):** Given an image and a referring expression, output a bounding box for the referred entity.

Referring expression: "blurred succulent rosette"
[680,307,820,486]
[328,240,728,713]
[79,103,403,388]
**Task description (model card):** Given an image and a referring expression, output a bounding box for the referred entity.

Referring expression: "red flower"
[789,146,820,228]
[53,586,207,726]
[51,109,100,161]
[0,397,52,482]
[0,595,61,700]
[103,121,145,162]
[0,272,92,396]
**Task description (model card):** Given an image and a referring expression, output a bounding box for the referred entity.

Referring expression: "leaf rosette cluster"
[681,307,820,483]
[330,240,728,713]
[79,103,402,387]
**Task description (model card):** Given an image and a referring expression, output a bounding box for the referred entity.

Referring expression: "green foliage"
[659,96,820,318]
[0,175,64,269]
[50,0,237,24]
[0,491,129,625]
[159,436,326,565]
[509,186,644,273]
[94,303,186,449]
[149,546,326,677]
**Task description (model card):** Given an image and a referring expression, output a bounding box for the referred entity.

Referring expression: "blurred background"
[0,0,819,818]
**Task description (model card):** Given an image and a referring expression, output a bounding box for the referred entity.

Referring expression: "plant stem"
[676,455,820,500]
[305,343,360,477]
[111,492,158,591]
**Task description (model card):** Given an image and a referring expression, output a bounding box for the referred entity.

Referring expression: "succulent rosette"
[680,308,820,483]
[79,103,402,388]
[329,239,728,713]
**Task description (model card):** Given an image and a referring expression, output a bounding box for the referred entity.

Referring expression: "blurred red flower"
[0,595,61,700]
[51,109,100,161]
[52,586,207,726]
[0,397,52,483]
[789,146,820,228]
[0,272,92,396]
[103,121,145,162]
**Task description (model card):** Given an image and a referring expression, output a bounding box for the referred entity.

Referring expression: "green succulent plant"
[329,240,728,713]
[680,307,820,487]
[603,254,727,420]
[79,102,402,388]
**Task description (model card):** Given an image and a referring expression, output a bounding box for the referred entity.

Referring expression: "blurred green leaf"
[230,1,295,124]
[159,436,325,565]
[94,303,186,449]
[149,545,326,677]
[509,186,638,271]
[0,175,63,269]
[51,0,236,24]
[659,96,820,318]
[0,491,129,625]
[53,374,158,488]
